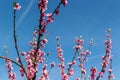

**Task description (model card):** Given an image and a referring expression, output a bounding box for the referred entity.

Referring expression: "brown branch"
[78,40,93,80]
[96,32,112,80]
[108,59,112,80]
[13,10,27,76]
[51,2,62,17]
[0,56,21,67]
[67,51,78,75]
[96,53,107,80]
[32,1,64,80]
[82,43,92,62]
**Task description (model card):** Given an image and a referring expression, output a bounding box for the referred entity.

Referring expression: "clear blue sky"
[0,0,120,80]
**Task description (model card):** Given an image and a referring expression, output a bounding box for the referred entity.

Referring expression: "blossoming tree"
[0,0,114,80]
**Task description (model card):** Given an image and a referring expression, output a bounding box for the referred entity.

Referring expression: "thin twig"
[0,56,21,67]
[13,9,27,76]
[67,51,78,75]
[96,32,112,80]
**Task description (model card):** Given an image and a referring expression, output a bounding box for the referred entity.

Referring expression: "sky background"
[0,0,120,80]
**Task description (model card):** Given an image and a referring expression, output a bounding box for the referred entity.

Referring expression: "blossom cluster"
[13,2,21,10]
[38,0,53,27]
[56,35,95,80]
[90,67,97,80]
[61,0,68,6]
[56,36,68,80]
[38,0,68,35]
[5,58,16,80]
[97,29,114,79]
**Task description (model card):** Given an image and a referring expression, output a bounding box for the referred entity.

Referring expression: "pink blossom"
[81,67,86,74]
[42,38,48,44]
[20,51,26,56]
[42,69,48,79]
[40,28,46,34]
[76,78,80,80]
[72,60,76,65]
[50,62,55,67]
[38,0,48,12]
[5,58,16,80]
[98,72,103,78]
[61,0,68,6]
[68,62,72,66]
[20,68,24,77]
[38,76,46,80]
[68,68,74,76]
[108,69,112,73]
[46,17,53,23]
[85,50,91,54]
[108,74,115,79]
[62,73,68,80]
[57,46,63,53]
[14,2,21,10]
[79,63,84,68]
[90,67,97,80]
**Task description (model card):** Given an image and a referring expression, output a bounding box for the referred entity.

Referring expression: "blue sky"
[0,0,120,80]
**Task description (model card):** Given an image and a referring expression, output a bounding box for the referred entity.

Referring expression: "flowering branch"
[32,0,68,80]
[96,29,114,80]
[13,2,27,78]
[0,56,21,67]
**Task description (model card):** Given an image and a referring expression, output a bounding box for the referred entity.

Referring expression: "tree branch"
[13,9,27,76]
[32,1,64,80]
[0,56,21,67]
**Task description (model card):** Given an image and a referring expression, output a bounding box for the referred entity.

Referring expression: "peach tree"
[0,0,114,80]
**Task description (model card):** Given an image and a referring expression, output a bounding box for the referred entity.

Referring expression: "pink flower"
[68,68,74,76]
[38,76,46,80]
[76,78,80,80]
[72,60,76,65]
[108,74,115,79]
[108,69,112,73]
[20,68,24,77]
[5,58,16,80]
[50,62,55,67]
[98,72,103,78]
[38,0,48,12]
[62,73,68,80]
[61,0,68,6]
[81,67,86,74]
[57,46,63,53]
[13,2,21,10]
[85,50,91,54]
[20,51,26,56]
[46,17,53,23]
[68,62,72,66]
[42,39,48,44]
[90,67,97,79]
[40,28,46,34]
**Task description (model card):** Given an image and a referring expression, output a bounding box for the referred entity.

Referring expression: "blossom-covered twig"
[96,29,114,80]
[32,0,68,79]
[0,56,21,67]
